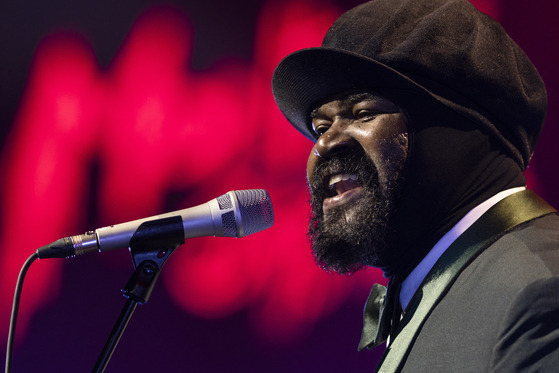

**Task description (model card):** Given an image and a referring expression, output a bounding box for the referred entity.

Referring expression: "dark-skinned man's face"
[307,91,408,275]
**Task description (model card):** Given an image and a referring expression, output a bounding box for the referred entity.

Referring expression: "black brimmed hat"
[271,0,547,169]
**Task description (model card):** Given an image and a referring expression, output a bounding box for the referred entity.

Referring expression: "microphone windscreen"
[234,189,274,237]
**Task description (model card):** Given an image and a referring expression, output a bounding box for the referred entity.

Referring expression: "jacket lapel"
[376,190,556,372]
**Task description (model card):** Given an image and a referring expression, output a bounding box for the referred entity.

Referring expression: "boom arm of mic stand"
[92,216,185,373]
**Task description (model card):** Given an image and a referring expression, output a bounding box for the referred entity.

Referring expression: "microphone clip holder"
[93,216,186,372]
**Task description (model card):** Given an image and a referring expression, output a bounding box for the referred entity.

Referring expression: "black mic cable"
[5,252,38,373]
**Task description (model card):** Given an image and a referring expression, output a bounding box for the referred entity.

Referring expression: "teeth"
[328,174,343,187]
[328,173,358,189]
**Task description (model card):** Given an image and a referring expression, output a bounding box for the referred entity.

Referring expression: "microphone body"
[37,189,273,259]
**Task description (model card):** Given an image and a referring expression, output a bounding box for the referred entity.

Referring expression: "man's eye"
[356,110,376,120]
[314,125,329,136]
[312,120,330,136]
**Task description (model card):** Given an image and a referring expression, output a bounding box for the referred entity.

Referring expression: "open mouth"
[327,173,360,196]
[323,173,363,213]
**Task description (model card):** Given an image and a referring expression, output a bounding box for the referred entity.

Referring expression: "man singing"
[272,0,559,371]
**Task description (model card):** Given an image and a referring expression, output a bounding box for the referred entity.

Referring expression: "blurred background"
[0,0,557,371]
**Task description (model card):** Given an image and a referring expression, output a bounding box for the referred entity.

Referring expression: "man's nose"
[314,119,357,158]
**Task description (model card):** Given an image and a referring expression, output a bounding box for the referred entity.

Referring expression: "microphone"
[37,189,274,259]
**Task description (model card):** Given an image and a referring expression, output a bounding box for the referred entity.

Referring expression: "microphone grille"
[216,193,237,237]
[234,189,274,237]
[217,193,233,210]
[221,211,237,237]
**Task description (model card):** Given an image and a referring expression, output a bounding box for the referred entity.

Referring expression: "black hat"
[271,0,547,169]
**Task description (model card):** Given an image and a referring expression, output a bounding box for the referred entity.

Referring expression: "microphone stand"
[92,216,185,373]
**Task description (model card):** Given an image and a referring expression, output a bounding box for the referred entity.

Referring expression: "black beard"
[308,152,395,275]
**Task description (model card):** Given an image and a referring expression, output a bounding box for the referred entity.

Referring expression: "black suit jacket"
[376,191,559,372]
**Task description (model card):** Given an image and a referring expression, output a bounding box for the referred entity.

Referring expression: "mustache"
[309,152,378,196]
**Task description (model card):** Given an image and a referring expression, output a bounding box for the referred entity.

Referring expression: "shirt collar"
[399,186,526,311]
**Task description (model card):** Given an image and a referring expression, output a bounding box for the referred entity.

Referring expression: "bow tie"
[358,278,402,351]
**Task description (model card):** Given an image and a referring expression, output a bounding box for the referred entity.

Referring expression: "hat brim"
[271,47,433,142]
